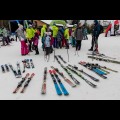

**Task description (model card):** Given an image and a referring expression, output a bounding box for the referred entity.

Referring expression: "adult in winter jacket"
[64,27,69,49]
[57,27,63,48]
[74,23,83,51]
[2,27,9,46]
[41,25,47,51]
[51,24,58,48]
[89,20,100,53]
[26,25,35,52]
[16,24,29,56]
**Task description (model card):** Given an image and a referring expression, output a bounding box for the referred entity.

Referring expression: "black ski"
[1,65,5,73]
[13,73,29,93]
[41,67,47,94]
[22,60,26,73]
[88,56,120,65]
[17,62,22,78]
[20,73,35,93]
[58,55,67,64]
[68,64,99,82]
[55,56,80,85]
[9,64,18,78]
[5,64,9,72]
[66,66,97,88]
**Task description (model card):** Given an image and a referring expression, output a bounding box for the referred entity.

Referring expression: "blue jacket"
[57,29,63,41]
[93,20,100,37]
[45,35,51,47]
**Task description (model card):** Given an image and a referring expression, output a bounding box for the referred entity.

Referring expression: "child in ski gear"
[89,20,100,53]
[33,32,39,55]
[41,25,47,51]
[64,26,69,49]
[44,32,51,61]
[16,24,29,56]
[74,23,83,51]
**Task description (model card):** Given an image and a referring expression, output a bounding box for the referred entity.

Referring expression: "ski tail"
[49,70,62,96]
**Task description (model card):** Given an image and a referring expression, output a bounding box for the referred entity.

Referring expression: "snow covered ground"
[0,34,120,100]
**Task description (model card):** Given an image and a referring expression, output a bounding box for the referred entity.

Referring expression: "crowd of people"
[0,27,12,46]
[0,20,103,57]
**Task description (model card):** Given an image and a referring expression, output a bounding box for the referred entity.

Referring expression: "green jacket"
[26,28,35,40]
[41,25,46,37]
[64,28,69,40]
[52,26,58,37]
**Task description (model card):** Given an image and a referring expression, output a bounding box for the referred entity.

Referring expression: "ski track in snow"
[0,34,120,100]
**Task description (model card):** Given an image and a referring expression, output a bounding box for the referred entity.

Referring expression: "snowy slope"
[0,34,120,100]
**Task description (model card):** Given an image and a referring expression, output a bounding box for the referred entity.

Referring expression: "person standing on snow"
[64,26,70,49]
[2,27,9,46]
[26,24,35,52]
[41,25,47,51]
[88,20,100,53]
[16,24,29,56]
[74,22,83,51]
[51,23,58,48]
[71,29,76,47]
[57,27,63,49]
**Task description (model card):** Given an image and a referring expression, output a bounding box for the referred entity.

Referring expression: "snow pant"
[34,45,39,54]
[83,35,88,40]
[28,40,32,51]
[91,36,99,52]
[53,37,58,48]
[21,41,29,55]
[45,47,51,55]
[65,39,69,49]
[71,37,76,46]
[57,40,62,48]
[69,36,72,44]
[42,37,45,51]
[76,40,82,51]
[62,38,65,47]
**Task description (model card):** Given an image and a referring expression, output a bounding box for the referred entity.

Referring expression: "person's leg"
[29,40,32,52]
[78,41,82,50]
[94,36,99,52]
[89,36,94,51]
[21,41,24,55]
[76,41,79,51]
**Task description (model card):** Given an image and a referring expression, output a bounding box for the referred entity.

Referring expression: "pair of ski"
[13,73,35,93]
[79,62,107,79]
[87,52,116,60]
[9,62,22,78]
[22,59,35,73]
[55,56,97,88]
[1,64,9,73]
[55,56,80,85]
[49,70,69,96]
[88,56,120,65]
[84,63,118,73]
